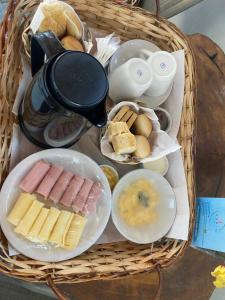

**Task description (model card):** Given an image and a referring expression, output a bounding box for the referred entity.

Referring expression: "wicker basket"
[0,0,196,291]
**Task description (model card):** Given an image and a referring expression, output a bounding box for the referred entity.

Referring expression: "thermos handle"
[31,31,64,76]
[82,101,107,128]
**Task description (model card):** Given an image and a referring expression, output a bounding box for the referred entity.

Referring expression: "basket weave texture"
[0,0,196,284]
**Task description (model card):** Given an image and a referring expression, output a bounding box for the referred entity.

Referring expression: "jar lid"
[49,51,108,111]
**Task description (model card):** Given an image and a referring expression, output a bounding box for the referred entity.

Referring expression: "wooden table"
[58,34,225,299]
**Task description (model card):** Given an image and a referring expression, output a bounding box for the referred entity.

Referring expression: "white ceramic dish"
[137,82,173,108]
[143,156,169,176]
[0,149,111,262]
[154,107,172,133]
[109,39,161,73]
[112,169,176,244]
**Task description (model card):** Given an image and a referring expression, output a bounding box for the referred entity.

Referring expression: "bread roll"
[108,121,129,142]
[61,36,84,51]
[132,114,152,138]
[64,10,83,40]
[39,2,67,38]
[112,133,136,155]
[133,135,151,159]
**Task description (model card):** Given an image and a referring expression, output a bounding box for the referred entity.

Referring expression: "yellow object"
[118,178,159,226]
[212,266,225,288]
[7,193,35,226]
[39,2,67,38]
[64,10,83,40]
[133,114,152,138]
[101,165,119,190]
[112,132,136,155]
[27,208,49,242]
[49,210,73,247]
[133,135,151,159]
[38,207,60,242]
[15,199,44,236]
[108,122,129,142]
[64,214,87,249]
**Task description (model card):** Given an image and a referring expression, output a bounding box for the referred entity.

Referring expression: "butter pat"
[112,132,136,155]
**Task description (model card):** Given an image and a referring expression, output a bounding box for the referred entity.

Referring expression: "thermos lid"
[49,51,108,111]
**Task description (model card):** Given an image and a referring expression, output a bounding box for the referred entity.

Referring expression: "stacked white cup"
[108,50,177,102]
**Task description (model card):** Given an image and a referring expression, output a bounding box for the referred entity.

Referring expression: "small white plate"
[112,169,176,244]
[138,83,173,108]
[109,39,161,73]
[0,149,111,262]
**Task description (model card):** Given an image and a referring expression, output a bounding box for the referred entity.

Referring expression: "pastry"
[64,10,83,40]
[108,121,129,142]
[112,132,136,155]
[61,36,84,51]
[14,199,44,236]
[39,2,67,38]
[133,135,151,158]
[112,106,130,122]
[121,110,133,122]
[7,193,35,226]
[132,114,152,137]
[127,112,138,129]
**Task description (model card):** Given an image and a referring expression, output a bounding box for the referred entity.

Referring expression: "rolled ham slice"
[49,171,73,203]
[72,178,94,213]
[60,176,84,207]
[82,183,102,215]
[19,160,50,193]
[36,165,64,198]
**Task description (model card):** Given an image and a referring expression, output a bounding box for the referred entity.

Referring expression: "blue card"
[192,197,225,252]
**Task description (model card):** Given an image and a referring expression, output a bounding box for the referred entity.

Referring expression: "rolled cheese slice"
[64,214,87,250]
[38,207,60,242]
[26,207,49,242]
[7,193,35,226]
[15,199,44,236]
[49,210,73,247]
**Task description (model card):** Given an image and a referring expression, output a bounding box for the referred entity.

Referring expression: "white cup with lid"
[141,50,177,97]
[108,57,153,102]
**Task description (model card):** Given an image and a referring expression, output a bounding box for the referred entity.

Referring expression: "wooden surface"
[58,34,225,299]
[142,0,204,18]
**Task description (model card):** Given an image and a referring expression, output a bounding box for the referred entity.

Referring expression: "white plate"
[109,39,161,73]
[0,149,111,262]
[137,83,173,108]
[112,169,176,244]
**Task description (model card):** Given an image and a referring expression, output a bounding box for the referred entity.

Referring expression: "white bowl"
[0,149,111,262]
[154,107,172,133]
[143,156,169,176]
[112,169,176,244]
